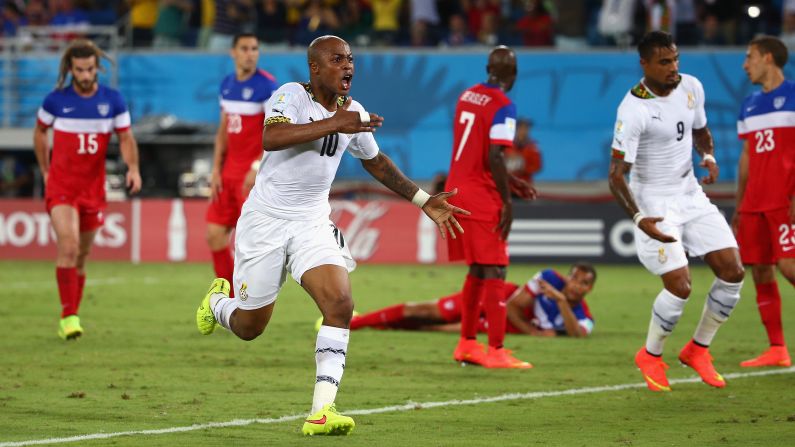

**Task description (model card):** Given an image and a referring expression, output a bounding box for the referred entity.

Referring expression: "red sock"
[76,273,86,313]
[350,304,406,329]
[211,247,235,297]
[483,278,507,349]
[56,267,78,318]
[460,275,485,339]
[756,282,784,346]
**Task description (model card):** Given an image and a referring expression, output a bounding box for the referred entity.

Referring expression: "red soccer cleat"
[483,347,533,369]
[678,340,725,388]
[635,347,671,392]
[453,338,488,365]
[740,346,792,368]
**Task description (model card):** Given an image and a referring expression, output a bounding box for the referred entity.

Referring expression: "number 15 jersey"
[445,83,517,222]
[249,82,379,221]
[736,79,795,213]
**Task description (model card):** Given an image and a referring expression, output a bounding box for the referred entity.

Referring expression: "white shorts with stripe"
[633,188,738,276]
[232,203,356,310]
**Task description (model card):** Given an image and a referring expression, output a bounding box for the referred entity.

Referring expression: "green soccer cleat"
[302,403,355,436]
[196,278,230,335]
[58,315,83,340]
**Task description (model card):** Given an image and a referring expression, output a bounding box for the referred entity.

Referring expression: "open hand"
[422,188,471,240]
[333,96,384,134]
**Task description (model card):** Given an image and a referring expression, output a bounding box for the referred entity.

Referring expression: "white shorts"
[633,189,738,276]
[232,207,356,310]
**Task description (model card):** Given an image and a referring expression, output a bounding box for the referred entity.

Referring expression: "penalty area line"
[2,367,793,446]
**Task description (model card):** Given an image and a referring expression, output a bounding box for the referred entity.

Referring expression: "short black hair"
[570,261,596,283]
[750,35,788,68]
[637,31,675,60]
[232,33,258,48]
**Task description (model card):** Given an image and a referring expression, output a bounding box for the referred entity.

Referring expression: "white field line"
[1,367,793,447]
[8,277,162,289]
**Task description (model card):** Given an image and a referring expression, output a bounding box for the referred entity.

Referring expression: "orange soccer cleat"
[453,338,489,366]
[635,347,671,392]
[740,346,792,368]
[483,347,533,369]
[678,340,725,388]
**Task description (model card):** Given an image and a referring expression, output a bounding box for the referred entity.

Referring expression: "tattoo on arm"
[361,153,418,200]
[608,157,640,218]
[692,127,714,157]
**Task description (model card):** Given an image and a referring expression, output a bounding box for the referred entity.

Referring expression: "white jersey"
[247,82,380,221]
[611,73,707,196]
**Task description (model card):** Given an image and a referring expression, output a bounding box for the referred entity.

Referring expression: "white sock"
[311,325,349,414]
[692,278,742,346]
[645,288,687,356]
[211,293,238,330]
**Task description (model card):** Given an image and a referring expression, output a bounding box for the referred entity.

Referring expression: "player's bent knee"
[320,294,354,326]
[719,265,745,284]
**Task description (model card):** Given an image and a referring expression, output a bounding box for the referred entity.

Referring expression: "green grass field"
[2,260,794,446]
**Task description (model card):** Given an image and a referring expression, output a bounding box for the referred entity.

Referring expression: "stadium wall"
[0,199,734,264]
[3,50,766,181]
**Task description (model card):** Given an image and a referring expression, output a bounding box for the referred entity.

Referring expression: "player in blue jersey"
[348,263,596,338]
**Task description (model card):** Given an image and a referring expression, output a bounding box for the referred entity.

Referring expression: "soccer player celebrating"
[444,46,536,369]
[348,263,596,338]
[206,33,278,295]
[608,31,745,391]
[195,35,468,436]
[33,39,141,340]
[735,35,795,368]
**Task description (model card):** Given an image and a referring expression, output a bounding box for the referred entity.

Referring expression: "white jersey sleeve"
[612,97,648,164]
[346,100,379,160]
[265,83,305,124]
[692,76,707,129]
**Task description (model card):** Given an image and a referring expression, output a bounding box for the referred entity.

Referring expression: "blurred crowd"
[1,0,794,49]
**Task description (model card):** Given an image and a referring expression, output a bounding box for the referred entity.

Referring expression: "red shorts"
[436,292,465,322]
[446,219,508,265]
[206,177,247,227]
[45,189,105,232]
[736,209,795,264]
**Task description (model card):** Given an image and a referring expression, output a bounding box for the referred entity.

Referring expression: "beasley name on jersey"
[736,79,795,212]
[524,269,594,335]
[219,69,278,178]
[37,84,130,182]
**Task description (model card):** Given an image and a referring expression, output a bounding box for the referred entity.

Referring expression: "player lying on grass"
[346,263,596,339]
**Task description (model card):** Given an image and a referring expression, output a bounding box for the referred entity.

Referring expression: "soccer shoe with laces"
[453,338,488,365]
[740,346,792,368]
[678,340,725,388]
[58,315,83,340]
[484,347,533,369]
[302,403,355,436]
[196,278,230,335]
[635,347,671,392]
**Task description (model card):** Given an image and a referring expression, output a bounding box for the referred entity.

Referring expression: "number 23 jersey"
[611,73,707,195]
[736,79,795,213]
[249,82,380,221]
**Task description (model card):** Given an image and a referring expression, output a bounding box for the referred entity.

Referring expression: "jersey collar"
[301,82,347,108]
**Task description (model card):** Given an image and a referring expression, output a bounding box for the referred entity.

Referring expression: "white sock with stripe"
[692,278,742,346]
[645,288,687,356]
[311,325,349,414]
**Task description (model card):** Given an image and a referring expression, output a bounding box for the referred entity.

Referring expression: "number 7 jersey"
[445,83,517,222]
[736,79,795,212]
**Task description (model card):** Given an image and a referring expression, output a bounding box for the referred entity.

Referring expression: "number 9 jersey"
[37,84,131,211]
[736,79,795,213]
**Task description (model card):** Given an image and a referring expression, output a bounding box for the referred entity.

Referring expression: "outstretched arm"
[361,152,470,239]
[608,156,675,243]
[693,126,718,184]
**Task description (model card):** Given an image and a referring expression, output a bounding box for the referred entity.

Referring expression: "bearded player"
[206,33,278,295]
[33,39,141,340]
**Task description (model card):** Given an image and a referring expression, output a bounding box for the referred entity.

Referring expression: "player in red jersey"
[444,46,536,368]
[348,263,596,338]
[735,35,795,367]
[206,33,278,296]
[33,39,141,340]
